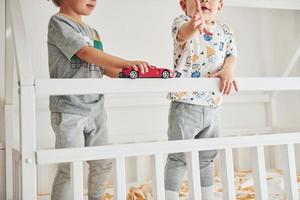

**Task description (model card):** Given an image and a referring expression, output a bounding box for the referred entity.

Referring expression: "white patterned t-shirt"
[168,15,238,108]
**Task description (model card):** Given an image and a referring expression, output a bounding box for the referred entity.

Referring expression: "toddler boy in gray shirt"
[48,0,149,199]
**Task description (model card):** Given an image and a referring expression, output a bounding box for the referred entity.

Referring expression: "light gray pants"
[165,101,220,192]
[50,104,112,200]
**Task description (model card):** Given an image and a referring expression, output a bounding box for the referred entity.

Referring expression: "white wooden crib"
[3,0,300,199]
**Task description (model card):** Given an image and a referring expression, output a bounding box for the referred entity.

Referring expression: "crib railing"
[5,0,300,199]
[36,132,300,200]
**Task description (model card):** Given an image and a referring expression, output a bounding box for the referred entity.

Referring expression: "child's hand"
[190,0,212,35]
[209,66,238,95]
[122,61,150,74]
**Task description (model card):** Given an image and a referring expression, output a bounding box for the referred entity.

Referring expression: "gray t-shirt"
[48,14,105,115]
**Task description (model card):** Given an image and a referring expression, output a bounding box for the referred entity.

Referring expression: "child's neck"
[59,7,82,23]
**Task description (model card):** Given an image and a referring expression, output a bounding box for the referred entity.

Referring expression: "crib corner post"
[19,84,37,200]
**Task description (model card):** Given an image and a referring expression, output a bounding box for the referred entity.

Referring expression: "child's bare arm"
[177,0,211,45]
[76,46,149,73]
[210,55,238,95]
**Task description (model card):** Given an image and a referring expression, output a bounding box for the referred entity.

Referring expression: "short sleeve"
[172,15,190,44]
[48,16,87,60]
[222,24,238,57]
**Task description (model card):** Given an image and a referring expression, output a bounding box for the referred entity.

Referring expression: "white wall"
[2,0,300,196]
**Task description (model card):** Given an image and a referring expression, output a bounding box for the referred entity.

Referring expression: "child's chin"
[83,11,93,16]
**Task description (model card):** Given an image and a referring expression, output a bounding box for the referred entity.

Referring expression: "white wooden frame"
[226,0,300,10]
[5,0,300,199]
[0,0,6,199]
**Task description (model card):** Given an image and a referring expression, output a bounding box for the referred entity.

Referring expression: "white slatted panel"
[71,161,84,200]
[252,146,268,200]
[220,148,236,200]
[186,151,201,200]
[113,157,127,200]
[151,154,165,200]
[282,144,298,199]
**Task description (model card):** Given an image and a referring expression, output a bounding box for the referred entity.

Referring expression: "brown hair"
[51,0,62,7]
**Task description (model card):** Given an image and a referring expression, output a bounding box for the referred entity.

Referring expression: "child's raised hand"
[191,0,212,35]
[209,67,238,95]
[123,61,150,74]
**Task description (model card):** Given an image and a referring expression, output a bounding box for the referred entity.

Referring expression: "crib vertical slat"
[19,86,37,200]
[151,153,165,200]
[71,161,84,200]
[186,151,201,200]
[113,157,127,200]
[220,148,236,200]
[252,146,268,200]
[282,144,298,200]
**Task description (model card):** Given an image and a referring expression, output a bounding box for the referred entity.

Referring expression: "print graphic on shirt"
[83,35,93,46]
[219,42,224,51]
[175,54,181,66]
[222,24,230,35]
[185,56,192,69]
[193,91,206,99]
[172,26,177,35]
[71,34,102,72]
[207,47,217,63]
[203,34,213,42]
[192,55,200,62]
[175,71,182,78]
[207,95,222,109]
[191,64,201,78]
[171,92,189,102]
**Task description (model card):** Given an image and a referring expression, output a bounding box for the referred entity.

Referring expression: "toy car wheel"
[162,70,170,79]
[129,70,139,79]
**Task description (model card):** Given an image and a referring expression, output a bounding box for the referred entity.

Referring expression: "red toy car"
[119,66,174,79]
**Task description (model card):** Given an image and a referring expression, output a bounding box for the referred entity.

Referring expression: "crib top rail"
[37,132,300,165]
[226,0,300,10]
[35,77,300,96]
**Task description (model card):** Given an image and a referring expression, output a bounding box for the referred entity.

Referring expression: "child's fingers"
[195,0,201,13]
[138,64,145,74]
[142,62,149,73]
[144,61,150,67]
[225,81,232,95]
[132,65,138,71]
[220,79,226,94]
[192,14,201,23]
[191,19,202,29]
[139,62,149,74]
[209,71,220,78]
[198,24,205,33]
[204,27,213,35]
[233,80,238,92]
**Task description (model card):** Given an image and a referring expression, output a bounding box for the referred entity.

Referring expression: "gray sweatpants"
[165,101,220,192]
[50,103,112,200]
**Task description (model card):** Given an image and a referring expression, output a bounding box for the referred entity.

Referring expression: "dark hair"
[51,0,61,7]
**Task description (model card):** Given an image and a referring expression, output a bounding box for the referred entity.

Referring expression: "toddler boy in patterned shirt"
[165,0,238,199]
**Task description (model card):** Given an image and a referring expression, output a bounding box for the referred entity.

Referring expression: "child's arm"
[177,0,211,45]
[76,46,149,74]
[209,55,238,95]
